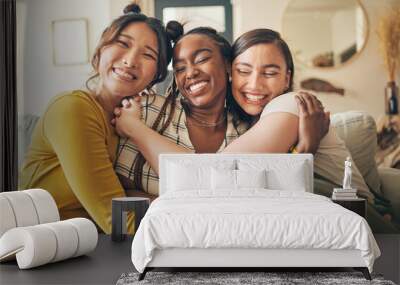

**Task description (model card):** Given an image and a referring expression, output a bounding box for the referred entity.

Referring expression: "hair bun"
[123,3,141,14]
[166,21,184,43]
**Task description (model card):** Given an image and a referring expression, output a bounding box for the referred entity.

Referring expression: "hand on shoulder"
[294,91,330,154]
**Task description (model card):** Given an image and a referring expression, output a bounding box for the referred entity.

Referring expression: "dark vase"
[385,81,399,115]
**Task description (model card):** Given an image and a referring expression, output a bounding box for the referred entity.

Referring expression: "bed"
[131,154,380,280]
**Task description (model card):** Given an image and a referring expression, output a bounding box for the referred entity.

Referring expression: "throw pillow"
[331,111,382,195]
[266,163,307,191]
[236,169,267,188]
[211,168,236,190]
[237,159,309,192]
[167,162,211,191]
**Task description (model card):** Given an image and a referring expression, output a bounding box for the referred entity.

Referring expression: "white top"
[261,92,372,200]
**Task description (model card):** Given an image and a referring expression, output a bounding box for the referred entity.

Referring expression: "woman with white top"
[114,28,373,200]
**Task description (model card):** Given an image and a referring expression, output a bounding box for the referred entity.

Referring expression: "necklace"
[186,111,227,127]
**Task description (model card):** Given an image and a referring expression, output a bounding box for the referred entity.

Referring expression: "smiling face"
[231,43,290,116]
[98,22,159,99]
[173,34,228,109]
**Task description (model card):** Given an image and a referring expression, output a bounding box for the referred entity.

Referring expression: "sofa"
[18,111,400,233]
[315,111,400,233]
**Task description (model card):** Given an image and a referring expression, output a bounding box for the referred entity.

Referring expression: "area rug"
[116,271,396,285]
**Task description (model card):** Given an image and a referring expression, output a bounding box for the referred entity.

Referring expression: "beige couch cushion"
[331,111,382,195]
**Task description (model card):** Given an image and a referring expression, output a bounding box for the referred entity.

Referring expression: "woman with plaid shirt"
[114,23,327,200]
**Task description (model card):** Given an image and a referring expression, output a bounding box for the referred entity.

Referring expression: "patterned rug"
[116,271,396,285]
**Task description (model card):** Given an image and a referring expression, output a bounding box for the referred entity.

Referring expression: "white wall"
[19,0,156,116]
[20,0,110,116]
[109,0,131,20]
[232,0,400,120]
[109,0,154,22]
[19,0,400,120]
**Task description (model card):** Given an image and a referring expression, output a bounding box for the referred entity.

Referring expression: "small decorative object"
[377,8,400,115]
[300,78,345,96]
[332,157,358,200]
[343,156,352,189]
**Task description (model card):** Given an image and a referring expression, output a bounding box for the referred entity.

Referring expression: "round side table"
[111,197,150,242]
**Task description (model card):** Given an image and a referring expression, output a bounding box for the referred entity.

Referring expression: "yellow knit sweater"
[20,90,133,234]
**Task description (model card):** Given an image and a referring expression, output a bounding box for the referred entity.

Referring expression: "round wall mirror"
[282,0,368,69]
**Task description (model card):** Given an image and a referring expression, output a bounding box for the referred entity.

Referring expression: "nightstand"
[332,198,366,218]
[111,197,150,242]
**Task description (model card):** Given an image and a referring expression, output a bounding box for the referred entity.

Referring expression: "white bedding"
[131,190,380,273]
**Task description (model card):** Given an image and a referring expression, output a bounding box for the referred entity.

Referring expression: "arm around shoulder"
[224,112,299,153]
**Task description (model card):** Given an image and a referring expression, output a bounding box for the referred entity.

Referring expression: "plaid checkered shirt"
[115,94,248,196]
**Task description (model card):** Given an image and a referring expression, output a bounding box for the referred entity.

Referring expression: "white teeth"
[189,81,207,93]
[114,68,135,80]
[245,94,266,102]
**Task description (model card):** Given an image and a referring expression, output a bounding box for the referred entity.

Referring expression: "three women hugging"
[20,3,372,234]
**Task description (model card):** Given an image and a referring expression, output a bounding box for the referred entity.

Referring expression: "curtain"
[0,0,17,192]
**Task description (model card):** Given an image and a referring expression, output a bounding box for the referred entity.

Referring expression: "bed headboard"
[159,154,313,195]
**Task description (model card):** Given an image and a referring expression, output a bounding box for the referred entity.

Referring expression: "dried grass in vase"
[377,8,400,82]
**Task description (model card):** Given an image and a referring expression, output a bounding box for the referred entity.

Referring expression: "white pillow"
[237,159,308,191]
[211,169,268,190]
[167,162,211,191]
[266,163,307,191]
[211,168,236,190]
[166,160,236,192]
[236,169,267,188]
[331,111,381,195]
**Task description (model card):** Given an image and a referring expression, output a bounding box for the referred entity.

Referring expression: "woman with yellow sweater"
[19,3,173,233]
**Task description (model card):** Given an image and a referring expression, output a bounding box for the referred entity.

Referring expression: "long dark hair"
[132,23,232,191]
[86,3,173,90]
[227,28,295,125]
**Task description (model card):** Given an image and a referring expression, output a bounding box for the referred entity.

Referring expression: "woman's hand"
[295,91,330,154]
[112,97,143,138]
